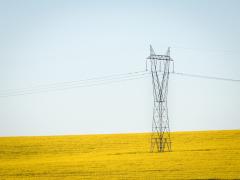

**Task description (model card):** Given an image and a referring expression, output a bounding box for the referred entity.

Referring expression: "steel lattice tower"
[146,45,174,152]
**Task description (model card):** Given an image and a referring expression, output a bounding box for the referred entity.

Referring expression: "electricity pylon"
[146,45,174,152]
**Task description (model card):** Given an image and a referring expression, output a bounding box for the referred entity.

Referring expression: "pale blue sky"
[0,0,240,136]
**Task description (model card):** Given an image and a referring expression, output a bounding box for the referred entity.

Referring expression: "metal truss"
[146,45,174,152]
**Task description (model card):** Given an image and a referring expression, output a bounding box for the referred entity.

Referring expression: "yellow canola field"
[0,130,239,179]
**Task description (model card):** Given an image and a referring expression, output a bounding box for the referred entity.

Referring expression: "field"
[0,130,239,179]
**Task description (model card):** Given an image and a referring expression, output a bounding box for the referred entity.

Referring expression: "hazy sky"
[0,0,240,136]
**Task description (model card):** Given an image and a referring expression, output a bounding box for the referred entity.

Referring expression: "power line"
[0,71,148,95]
[171,46,240,54]
[0,70,147,94]
[0,72,149,97]
[174,72,240,82]
[0,70,240,98]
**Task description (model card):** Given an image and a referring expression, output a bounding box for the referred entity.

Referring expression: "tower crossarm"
[147,55,173,61]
